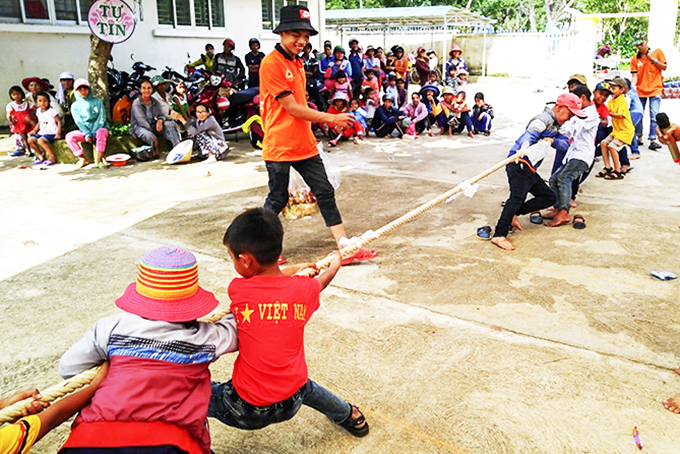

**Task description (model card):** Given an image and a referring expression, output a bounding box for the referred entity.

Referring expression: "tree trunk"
[87,35,113,118]
[528,0,537,32]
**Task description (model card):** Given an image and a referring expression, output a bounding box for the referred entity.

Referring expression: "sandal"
[476,226,492,240]
[604,171,625,180]
[529,212,543,224]
[341,248,378,266]
[572,215,586,230]
[595,167,612,178]
[339,405,369,437]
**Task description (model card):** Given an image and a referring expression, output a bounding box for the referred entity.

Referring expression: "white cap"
[74,78,90,90]
[59,71,75,80]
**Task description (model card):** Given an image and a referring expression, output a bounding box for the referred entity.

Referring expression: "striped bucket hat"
[115,246,219,322]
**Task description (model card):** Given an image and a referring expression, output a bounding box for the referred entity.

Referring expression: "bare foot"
[491,236,515,251]
[663,395,680,414]
[674,366,680,375]
[570,200,577,209]
[542,208,559,220]
[545,209,571,227]
[511,216,524,232]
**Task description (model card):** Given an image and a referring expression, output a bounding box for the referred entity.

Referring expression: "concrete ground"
[3,77,680,453]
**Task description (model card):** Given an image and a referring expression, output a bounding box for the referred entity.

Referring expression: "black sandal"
[604,170,625,180]
[596,167,612,178]
[340,405,369,437]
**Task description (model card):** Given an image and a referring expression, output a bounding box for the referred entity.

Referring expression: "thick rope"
[0,367,101,424]
[0,152,522,425]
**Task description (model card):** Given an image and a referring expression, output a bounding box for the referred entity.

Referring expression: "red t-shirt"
[596,103,610,119]
[228,275,321,406]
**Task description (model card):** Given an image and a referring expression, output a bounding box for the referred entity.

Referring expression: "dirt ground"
[3,77,680,453]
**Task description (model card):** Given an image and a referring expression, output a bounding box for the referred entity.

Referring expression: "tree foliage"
[327,0,654,56]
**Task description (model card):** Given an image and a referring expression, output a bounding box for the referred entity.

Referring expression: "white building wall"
[0,0,323,126]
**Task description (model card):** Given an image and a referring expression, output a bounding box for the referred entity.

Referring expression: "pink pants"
[66,128,109,157]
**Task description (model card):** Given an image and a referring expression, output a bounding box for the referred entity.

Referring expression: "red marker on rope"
[633,426,642,450]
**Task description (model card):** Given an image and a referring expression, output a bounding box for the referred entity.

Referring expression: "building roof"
[325,6,495,29]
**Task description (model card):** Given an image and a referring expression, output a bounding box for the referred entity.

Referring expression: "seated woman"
[151,75,173,117]
[130,79,181,158]
[22,77,63,118]
[65,79,110,169]
[175,103,229,164]
[400,92,430,137]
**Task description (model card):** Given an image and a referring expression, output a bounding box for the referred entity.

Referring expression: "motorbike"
[110,55,156,124]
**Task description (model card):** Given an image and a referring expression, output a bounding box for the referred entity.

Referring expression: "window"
[262,0,306,31]
[1,0,82,23]
[157,0,223,28]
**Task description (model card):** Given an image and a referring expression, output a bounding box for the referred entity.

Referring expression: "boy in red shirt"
[208,208,369,437]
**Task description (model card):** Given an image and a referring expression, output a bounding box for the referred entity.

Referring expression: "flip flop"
[277,256,287,265]
[529,212,543,224]
[341,248,378,266]
[476,226,492,240]
[572,215,586,230]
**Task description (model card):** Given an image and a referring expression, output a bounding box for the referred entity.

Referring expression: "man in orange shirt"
[630,32,667,150]
[260,5,378,265]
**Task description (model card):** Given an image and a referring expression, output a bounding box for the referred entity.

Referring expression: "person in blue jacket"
[65,78,109,169]
[490,93,585,251]
[372,94,407,138]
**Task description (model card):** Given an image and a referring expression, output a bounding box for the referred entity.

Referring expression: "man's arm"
[278,94,354,129]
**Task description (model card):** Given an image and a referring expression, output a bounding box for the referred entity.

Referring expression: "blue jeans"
[208,379,352,430]
[264,155,342,227]
[639,95,662,140]
[550,159,589,212]
[630,111,643,154]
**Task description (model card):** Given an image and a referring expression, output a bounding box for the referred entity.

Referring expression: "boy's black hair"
[8,85,24,98]
[205,43,214,50]
[334,69,346,81]
[224,208,283,266]
[349,97,360,106]
[474,92,484,101]
[35,91,51,104]
[570,85,592,100]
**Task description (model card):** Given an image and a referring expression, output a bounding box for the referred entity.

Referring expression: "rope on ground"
[0,152,522,425]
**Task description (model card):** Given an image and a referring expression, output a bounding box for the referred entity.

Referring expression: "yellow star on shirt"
[240,304,254,324]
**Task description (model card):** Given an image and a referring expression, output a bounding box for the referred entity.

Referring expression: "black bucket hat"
[273,5,318,36]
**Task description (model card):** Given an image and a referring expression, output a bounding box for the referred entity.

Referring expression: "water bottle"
[656,113,680,163]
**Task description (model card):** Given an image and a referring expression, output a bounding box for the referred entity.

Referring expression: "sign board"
[88,0,136,44]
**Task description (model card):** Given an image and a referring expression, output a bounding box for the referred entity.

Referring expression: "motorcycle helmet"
[249,38,260,47]
[210,74,222,86]
[216,96,230,111]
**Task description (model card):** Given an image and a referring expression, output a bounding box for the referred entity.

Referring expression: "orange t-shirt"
[260,44,318,162]
[394,57,410,80]
[631,48,666,97]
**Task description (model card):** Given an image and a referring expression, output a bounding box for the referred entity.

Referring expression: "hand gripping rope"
[0,152,524,425]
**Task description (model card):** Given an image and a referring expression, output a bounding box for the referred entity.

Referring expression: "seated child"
[420,85,442,136]
[372,95,408,138]
[426,70,440,87]
[360,87,378,127]
[471,92,494,136]
[208,208,369,437]
[331,70,350,101]
[437,87,457,136]
[491,93,582,251]
[175,103,230,164]
[27,91,61,166]
[327,94,364,146]
[451,90,475,138]
[6,86,36,157]
[0,366,108,454]
[455,69,469,87]
[347,98,368,143]
[395,76,408,108]
[361,68,380,102]
[307,93,329,137]
[444,67,458,90]
[58,246,239,454]
[384,73,399,105]
[598,77,634,180]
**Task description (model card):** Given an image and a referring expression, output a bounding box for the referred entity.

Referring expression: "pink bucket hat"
[115,246,219,322]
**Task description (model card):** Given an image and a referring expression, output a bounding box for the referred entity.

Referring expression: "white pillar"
[482,28,487,81]
[317,0,326,50]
